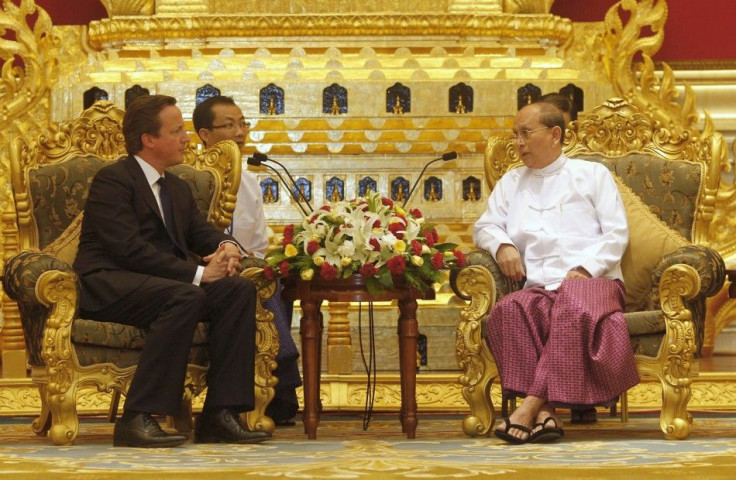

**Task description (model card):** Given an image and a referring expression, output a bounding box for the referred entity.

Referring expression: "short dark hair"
[535,102,567,139]
[537,92,577,121]
[123,94,177,155]
[192,96,237,136]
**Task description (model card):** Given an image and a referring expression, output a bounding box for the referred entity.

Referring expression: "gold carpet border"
[87,13,572,49]
[3,372,736,416]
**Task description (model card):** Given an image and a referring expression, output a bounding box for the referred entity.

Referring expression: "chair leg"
[619,392,628,423]
[108,390,121,423]
[169,398,193,433]
[47,382,80,446]
[31,383,52,436]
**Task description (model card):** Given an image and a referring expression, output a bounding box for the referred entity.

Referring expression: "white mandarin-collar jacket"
[473,153,628,290]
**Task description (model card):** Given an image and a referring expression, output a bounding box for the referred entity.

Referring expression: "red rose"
[283,224,295,245]
[372,219,381,228]
[410,240,422,256]
[320,205,331,212]
[431,251,444,270]
[263,266,275,281]
[454,250,467,268]
[359,263,378,277]
[320,262,338,280]
[369,238,381,251]
[409,208,423,219]
[307,240,320,255]
[309,214,319,224]
[423,230,436,248]
[387,256,406,275]
[432,228,440,244]
[387,222,404,239]
[381,197,394,208]
[279,260,290,276]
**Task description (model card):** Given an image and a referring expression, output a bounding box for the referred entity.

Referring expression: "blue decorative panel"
[326,177,345,202]
[261,178,279,203]
[517,83,541,110]
[260,83,285,115]
[83,87,108,109]
[323,83,348,114]
[462,176,482,202]
[391,176,410,203]
[559,83,584,120]
[386,83,411,114]
[358,176,377,197]
[423,176,442,202]
[124,85,150,109]
[196,84,221,105]
[449,82,473,113]
[292,177,312,203]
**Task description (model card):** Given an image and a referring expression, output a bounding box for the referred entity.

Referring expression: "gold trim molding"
[87,13,572,50]
[3,374,736,416]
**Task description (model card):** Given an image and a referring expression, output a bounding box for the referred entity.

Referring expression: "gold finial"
[392,95,404,115]
[466,182,477,201]
[268,96,276,115]
[330,96,340,115]
[456,95,466,114]
[427,182,438,201]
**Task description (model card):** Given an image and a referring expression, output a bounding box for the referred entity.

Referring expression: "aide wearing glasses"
[473,101,637,444]
[193,96,302,427]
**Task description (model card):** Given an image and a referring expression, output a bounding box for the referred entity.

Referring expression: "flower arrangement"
[264,191,466,294]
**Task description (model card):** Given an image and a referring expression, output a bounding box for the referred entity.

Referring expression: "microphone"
[247,155,310,217]
[402,151,457,208]
[251,152,314,213]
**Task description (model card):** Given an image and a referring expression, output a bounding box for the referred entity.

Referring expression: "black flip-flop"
[493,417,532,444]
[530,416,564,443]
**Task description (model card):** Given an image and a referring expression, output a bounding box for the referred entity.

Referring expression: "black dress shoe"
[113,412,188,448]
[194,408,271,444]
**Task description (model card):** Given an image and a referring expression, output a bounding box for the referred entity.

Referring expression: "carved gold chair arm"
[451,264,499,436]
[240,265,278,434]
[639,262,703,440]
[449,249,522,302]
[2,251,79,368]
[650,245,725,357]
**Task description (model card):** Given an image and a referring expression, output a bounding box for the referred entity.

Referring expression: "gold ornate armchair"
[1,101,278,445]
[451,98,725,440]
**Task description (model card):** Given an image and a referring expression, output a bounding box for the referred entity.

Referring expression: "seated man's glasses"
[513,126,551,142]
[210,120,251,131]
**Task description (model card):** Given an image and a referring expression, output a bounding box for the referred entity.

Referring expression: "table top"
[282,274,436,303]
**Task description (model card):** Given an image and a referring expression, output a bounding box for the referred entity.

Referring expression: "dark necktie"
[157,177,177,241]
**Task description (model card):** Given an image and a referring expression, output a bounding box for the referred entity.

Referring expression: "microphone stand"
[253,153,314,213]
[247,156,310,217]
[402,151,457,209]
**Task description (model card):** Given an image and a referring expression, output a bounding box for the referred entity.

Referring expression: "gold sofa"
[1,101,278,445]
[451,98,725,440]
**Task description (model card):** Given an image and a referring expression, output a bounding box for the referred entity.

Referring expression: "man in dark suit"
[73,94,269,447]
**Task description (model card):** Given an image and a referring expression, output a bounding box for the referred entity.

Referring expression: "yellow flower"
[284,244,298,258]
[411,255,424,266]
[394,239,406,253]
[341,256,352,267]
[395,205,406,216]
[421,244,430,254]
[300,268,314,281]
[313,255,325,266]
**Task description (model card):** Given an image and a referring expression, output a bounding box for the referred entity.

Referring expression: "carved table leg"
[300,298,323,439]
[398,298,419,439]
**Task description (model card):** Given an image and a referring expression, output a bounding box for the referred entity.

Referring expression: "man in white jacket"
[474,101,638,444]
[193,96,301,426]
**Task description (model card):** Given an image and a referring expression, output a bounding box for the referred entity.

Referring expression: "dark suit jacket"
[73,155,236,311]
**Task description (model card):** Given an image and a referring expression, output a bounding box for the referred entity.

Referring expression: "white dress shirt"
[473,153,628,290]
[230,162,269,258]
